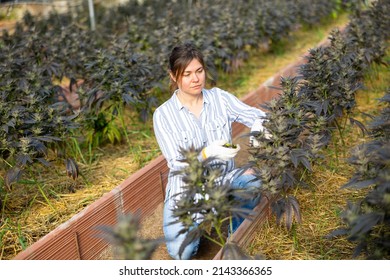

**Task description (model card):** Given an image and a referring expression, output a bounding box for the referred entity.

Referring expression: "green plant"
[248,77,315,230]
[97,212,161,260]
[0,40,79,191]
[171,146,259,259]
[329,91,390,259]
[246,0,389,232]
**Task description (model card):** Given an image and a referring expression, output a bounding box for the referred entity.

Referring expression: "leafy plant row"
[135,0,389,260]
[329,88,390,259]
[106,0,343,73]
[0,0,348,199]
[248,0,389,251]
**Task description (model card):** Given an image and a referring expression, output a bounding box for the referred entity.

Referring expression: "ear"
[169,72,176,83]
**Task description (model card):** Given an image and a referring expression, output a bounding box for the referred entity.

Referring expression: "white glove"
[250,118,272,148]
[201,140,240,161]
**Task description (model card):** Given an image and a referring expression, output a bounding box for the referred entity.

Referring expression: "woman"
[153,42,266,260]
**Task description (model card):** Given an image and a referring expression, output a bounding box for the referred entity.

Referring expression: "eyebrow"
[183,67,203,74]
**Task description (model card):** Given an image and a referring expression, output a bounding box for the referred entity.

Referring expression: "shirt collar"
[172,89,209,111]
[202,89,210,105]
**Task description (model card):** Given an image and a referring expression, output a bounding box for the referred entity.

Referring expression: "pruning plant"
[248,77,315,230]
[171,146,260,259]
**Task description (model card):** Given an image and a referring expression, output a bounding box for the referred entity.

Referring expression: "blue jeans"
[163,173,261,260]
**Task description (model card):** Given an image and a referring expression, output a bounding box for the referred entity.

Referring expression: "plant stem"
[213,221,226,246]
[0,238,4,259]
[0,218,9,259]
[88,141,93,165]
[1,159,13,168]
[70,136,87,165]
[1,192,8,221]
[299,168,308,183]
[17,223,27,250]
[117,104,132,151]
[202,233,224,248]
[37,184,57,213]
[334,118,347,158]
[332,133,340,167]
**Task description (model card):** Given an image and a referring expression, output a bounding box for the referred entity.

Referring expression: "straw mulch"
[248,159,364,260]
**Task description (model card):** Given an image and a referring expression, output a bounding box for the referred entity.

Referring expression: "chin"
[189,88,202,95]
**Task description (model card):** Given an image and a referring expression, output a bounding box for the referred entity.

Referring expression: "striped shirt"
[153,87,266,205]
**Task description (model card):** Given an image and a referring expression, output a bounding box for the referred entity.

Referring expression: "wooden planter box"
[14,50,312,260]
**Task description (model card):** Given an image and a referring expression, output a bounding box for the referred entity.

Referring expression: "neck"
[177,90,203,107]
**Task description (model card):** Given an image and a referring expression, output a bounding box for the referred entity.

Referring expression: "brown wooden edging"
[14,29,339,259]
[213,196,273,260]
[13,155,169,259]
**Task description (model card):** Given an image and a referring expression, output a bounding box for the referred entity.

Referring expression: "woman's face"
[173,58,206,96]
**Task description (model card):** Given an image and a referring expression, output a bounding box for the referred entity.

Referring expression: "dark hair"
[168,42,206,91]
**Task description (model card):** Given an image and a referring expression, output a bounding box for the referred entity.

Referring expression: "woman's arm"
[153,108,188,172]
[219,88,266,127]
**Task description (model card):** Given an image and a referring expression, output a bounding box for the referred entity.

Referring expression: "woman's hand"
[201,140,240,161]
[250,119,272,147]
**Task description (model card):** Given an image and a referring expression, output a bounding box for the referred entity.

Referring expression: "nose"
[192,73,199,82]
